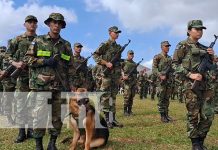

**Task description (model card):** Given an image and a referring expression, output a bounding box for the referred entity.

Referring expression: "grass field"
[0,94,218,150]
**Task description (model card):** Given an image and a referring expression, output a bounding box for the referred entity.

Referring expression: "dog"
[67,88,109,150]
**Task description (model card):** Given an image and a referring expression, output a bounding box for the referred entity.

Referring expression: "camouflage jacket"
[93,39,122,75]
[121,59,137,84]
[25,34,74,91]
[152,52,172,77]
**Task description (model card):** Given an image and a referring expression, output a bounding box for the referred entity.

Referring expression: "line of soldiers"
[1,13,218,150]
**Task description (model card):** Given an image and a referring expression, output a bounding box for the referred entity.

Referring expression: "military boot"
[128,105,134,116]
[124,105,129,116]
[14,128,26,143]
[47,135,58,150]
[199,137,208,150]
[191,138,203,150]
[160,113,169,123]
[112,113,123,128]
[165,112,173,121]
[27,128,34,139]
[36,137,44,150]
[104,112,113,129]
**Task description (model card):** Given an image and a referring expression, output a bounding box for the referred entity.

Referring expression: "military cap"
[44,13,66,28]
[0,46,6,52]
[25,15,38,22]
[161,41,171,46]
[127,50,134,54]
[187,20,206,29]
[74,42,83,47]
[108,26,121,33]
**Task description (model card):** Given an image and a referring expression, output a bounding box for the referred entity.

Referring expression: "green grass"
[1,94,218,150]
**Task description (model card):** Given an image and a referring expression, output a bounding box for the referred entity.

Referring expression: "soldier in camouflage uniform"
[121,50,137,116]
[93,26,123,128]
[92,64,102,91]
[25,13,75,150]
[212,58,218,114]
[0,46,6,115]
[152,41,173,123]
[72,43,89,90]
[7,15,38,143]
[137,70,148,100]
[148,73,157,100]
[0,40,16,125]
[172,20,215,150]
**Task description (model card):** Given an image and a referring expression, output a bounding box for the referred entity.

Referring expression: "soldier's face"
[109,31,119,40]
[161,45,170,53]
[24,20,37,32]
[188,28,203,39]
[74,46,82,54]
[128,53,134,60]
[49,20,63,34]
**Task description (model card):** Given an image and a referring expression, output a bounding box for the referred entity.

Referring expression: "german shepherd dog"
[67,88,109,150]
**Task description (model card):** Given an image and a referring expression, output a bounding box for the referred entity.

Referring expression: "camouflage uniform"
[0,46,6,114]
[121,50,137,116]
[137,72,148,99]
[93,26,123,128]
[148,73,157,100]
[1,40,16,124]
[92,64,102,91]
[25,13,74,149]
[172,20,214,149]
[210,64,218,113]
[152,41,173,123]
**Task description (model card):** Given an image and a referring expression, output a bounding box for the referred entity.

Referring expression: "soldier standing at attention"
[172,20,215,150]
[93,26,123,128]
[7,15,38,143]
[25,13,75,150]
[121,50,137,116]
[137,70,146,100]
[72,43,89,90]
[152,41,173,123]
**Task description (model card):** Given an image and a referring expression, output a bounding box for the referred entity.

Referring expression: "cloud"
[0,0,77,45]
[85,0,218,41]
[142,59,153,69]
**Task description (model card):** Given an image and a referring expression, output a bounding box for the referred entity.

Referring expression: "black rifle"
[191,34,218,95]
[75,53,93,72]
[0,65,15,81]
[126,58,143,78]
[10,64,27,78]
[103,39,131,74]
[160,61,174,84]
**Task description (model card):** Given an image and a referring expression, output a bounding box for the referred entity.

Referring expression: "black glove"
[43,57,57,67]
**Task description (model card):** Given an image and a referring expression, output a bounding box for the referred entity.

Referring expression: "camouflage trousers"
[150,84,157,99]
[2,79,16,116]
[14,79,33,126]
[32,91,65,138]
[157,82,171,113]
[214,83,218,113]
[184,81,214,139]
[123,83,136,107]
[138,85,148,99]
[100,74,120,113]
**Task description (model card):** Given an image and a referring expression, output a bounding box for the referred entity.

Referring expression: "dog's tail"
[61,137,73,144]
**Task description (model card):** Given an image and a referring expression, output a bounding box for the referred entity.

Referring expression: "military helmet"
[44,13,66,28]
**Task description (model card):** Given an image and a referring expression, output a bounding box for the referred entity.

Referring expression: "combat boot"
[27,128,34,139]
[104,112,113,129]
[191,138,203,150]
[128,105,134,116]
[165,112,173,121]
[112,113,123,128]
[124,106,129,116]
[14,128,26,143]
[36,137,44,150]
[199,137,208,150]
[47,135,58,150]
[160,113,169,123]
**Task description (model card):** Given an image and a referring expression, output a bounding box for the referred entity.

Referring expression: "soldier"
[0,46,6,115]
[212,58,218,114]
[25,13,75,150]
[7,15,38,143]
[121,50,137,116]
[137,70,146,99]
[148,73,157,100]
[72,43,90,90]
[152,41,173,123]
[92,64,102,91]
[0,40,16,125]
[172,20,215,150]
[93,26,123,128]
